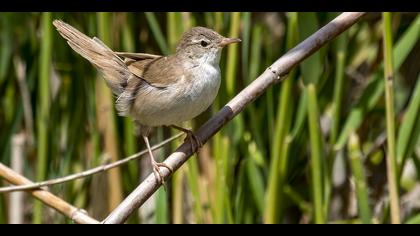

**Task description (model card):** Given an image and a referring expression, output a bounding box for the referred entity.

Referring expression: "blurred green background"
[0,12,420,224]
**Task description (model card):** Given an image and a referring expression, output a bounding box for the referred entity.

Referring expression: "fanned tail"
[53,19,131,96]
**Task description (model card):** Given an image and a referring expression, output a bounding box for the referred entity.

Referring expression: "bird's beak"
[219,37,242,47]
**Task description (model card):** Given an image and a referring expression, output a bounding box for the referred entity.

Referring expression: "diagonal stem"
[0,163,99,224]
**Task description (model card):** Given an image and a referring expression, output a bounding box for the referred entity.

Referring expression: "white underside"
[132,52,221,127]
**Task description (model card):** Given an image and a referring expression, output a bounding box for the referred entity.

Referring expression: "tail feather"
[53,19,130,95]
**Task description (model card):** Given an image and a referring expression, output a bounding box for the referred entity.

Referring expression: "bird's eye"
[200,40,209,47]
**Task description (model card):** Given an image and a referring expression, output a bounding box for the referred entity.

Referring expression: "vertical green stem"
[172,167,184,224]
[212,13,240,224]
[348,132,372,224]
[225,12,241,97]
[213,133,224,223]
[155,187,169,223]
[167,12,178,51]
[264,12,298,223]
[397,75,420,178]
[214,12,223,32]
[330,32,347,145]
[326,26,348,222]
[382,12,400,224]
[241,12,251,83]
[307,84,325,224]
[186,157,204,223]
[145,12,169,55]
[33,12,52,224]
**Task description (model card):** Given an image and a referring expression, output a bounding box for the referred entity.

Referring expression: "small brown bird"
[53,20,241,183]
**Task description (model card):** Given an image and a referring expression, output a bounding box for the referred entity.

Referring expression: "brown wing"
[117,52,164,86]
[125,58,155,78]
[119,53,185,88]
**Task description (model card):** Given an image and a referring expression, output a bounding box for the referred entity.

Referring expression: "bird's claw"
[184,131,203,153]
[151,161,173,185]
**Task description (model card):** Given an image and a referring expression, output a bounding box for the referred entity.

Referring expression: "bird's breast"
[175,62,221,118]
[132,62,221,127]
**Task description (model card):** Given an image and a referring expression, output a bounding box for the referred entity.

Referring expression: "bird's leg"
[170,125,203,153]
[142,135,173,185]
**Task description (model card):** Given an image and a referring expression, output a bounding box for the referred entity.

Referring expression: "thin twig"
[0,163,99,224]
[0,133,183,193]
[102,12,366,224]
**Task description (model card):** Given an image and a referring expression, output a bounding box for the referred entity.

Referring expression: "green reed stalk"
[307,84,325,224]
[264,12,297,223]
[33,12,52,224]
[225,12,241,97]
[186,156,204,223]
[397,75,420,179]
[382,12,400,224]
[145,12,169,55]
[348,132,372,224]
[330,32,347,145]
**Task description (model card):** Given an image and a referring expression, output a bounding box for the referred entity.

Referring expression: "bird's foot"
[184,130,203,154]
[170,125,203,154]
[151,160,173,185]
